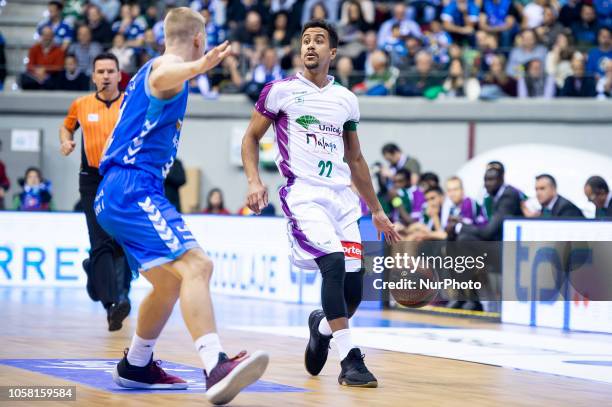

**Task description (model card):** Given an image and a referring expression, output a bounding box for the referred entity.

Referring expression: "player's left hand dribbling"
[372,209,401,244]
[247,182,268,215]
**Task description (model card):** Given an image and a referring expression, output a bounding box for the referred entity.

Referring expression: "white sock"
[195,333,224,373]
[318,318,332,336]
[127,334,157,367]
[333,329,354,361]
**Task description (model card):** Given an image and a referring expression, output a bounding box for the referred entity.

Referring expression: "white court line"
[231,326,612,384]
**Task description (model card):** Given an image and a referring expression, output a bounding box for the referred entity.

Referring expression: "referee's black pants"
[79,171,131,306]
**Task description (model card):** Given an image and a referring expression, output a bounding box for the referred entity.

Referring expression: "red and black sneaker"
[205,350,269,405]
[112,349,188,390]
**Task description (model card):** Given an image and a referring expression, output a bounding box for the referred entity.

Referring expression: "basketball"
[388,266,439,308]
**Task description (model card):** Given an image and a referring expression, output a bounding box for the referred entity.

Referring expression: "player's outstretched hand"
[197,41,231,74]
[60,140,76,156]
[247,181,268,215]
[372,209,401,244]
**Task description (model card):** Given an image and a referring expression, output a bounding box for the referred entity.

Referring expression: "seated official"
[535,174,583,218]
[584,175,612,218]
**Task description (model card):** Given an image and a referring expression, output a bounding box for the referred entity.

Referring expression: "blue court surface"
[0,359,306,394]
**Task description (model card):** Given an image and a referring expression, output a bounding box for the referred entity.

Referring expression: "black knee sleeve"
[344,269,364,318]
[315,252,347,321]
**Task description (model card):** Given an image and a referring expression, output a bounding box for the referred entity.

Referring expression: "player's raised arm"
[241,110,273,214]
[344,129,401,243]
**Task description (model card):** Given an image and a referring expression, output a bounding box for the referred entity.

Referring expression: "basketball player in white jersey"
[241,20,400,387]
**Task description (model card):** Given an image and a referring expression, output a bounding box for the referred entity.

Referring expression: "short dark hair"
[585,176,609,194]
[49,1,63,10]
[65,53,77,61]
[425,186,444,196]
[487,160,505,174]
[301,19,339,48]
[93,52,120,71]
[420,172,440,186]
[536,173,557,188]
[382,143,401,155]
[395,168,412,182]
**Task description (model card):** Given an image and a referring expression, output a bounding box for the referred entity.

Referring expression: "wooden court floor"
[1,287,611,407]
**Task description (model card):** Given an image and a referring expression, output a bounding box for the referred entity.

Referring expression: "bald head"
[164,7,205,46]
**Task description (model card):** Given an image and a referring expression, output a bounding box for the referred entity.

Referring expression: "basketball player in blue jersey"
[95,7,268,405]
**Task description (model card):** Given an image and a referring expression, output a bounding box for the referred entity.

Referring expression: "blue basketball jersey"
[100,58,188,180]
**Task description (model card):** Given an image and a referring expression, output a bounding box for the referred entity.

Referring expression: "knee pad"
[345,269,364,318]
[315,252,347,320]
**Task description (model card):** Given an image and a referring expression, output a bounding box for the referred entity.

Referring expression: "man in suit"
[449,165,523,241]
[584,176,612,218]
[535,174,584,218]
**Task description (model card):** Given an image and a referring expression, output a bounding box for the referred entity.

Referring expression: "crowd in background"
[10,0,612,98]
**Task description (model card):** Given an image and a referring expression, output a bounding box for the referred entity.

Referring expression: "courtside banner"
[0,212,321,304]
[502,219,612,333]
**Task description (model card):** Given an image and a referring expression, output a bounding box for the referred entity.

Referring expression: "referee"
[60,53,131,331]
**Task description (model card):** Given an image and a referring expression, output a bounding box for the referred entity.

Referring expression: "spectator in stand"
[536,6,566,48]
[13,167,53,211]
[587,28,612,80]
[86,5,114,47]
[443,58,467,97]
[109,34,135,75]
[21,26,65,90]
[382,24,409,67]
[584,176,612,218]
[0,139,9,210]
[208,54,244,94]
[521,0,547,29]
[546,31,577,89]
[354,30,378,74]
[594,0,612,29]
[506,29,547,77]
[424,20,452,66]
[408,0,441,26]
[481,54,518,97]
[559,53,597,96]
[337,1,371,60]
[559,0,581,27]
[36,1,74,50]
[335,56,362,90]
[353,50,399,96]
[377,3,422,49]
[441,0,480,46]
[396,50,444,97]
[244,47,284,101]
[68,25,103,76]
[596,59,612,98]
[164,159,186,212]
[518,59,556,97]
[201,8,225,51]
[143,4,159,29]
[90,0,120,24]
[571,4,600,47]
[229,10,264,65]
[381,142,422,188]
[269,11,293,59]
[301,0,341,26]
[473,31,499,75]
[140,29,160,64]
[202,188,231,215]
[479,0,519,48]
[49,53,90,91]
[340,0,375,26]
[111,3,145,48]
[534,174,583,217]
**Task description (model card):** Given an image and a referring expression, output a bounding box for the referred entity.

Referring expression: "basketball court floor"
[1,287,611,406]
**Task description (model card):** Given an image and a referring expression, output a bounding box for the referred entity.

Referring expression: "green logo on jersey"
[296,115,320,130]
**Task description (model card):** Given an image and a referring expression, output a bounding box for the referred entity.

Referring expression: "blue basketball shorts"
[95,167,200,272]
